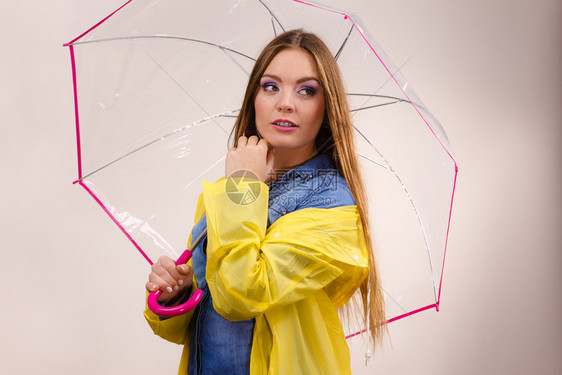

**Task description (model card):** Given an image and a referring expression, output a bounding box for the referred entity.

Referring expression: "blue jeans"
[187,215,254,375]
[187,287,254,375]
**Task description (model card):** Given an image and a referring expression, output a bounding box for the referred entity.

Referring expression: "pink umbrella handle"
[147,248,203,317]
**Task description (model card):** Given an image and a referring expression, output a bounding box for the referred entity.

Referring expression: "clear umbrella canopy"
[66,0,457,326]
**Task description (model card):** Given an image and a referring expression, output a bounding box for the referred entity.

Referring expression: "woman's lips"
[272,119,298,131]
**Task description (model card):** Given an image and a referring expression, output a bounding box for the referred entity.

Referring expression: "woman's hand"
[146,255,193,303]
[226,136,275,182]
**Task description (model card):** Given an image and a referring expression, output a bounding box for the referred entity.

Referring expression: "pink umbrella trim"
[78,180,154,265]
[63,0,133,47]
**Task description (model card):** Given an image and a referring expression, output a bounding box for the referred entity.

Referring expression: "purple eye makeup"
[260,80,279,92]
[298,83,318,96]
[259,76,321,97]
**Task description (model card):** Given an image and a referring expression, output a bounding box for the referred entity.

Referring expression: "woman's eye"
[298,86,317,96]
[261,82,279,92]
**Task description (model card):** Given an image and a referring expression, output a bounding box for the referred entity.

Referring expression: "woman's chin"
[262,137,309,152]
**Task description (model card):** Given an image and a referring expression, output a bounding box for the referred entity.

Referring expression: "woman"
[144,29,385,375]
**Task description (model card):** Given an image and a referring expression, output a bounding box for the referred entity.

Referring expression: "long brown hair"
[231,29,386,346]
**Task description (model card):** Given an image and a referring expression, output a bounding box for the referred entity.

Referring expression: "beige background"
[1,0,560,374]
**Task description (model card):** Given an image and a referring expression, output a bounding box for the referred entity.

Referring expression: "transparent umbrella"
[64,0,458,332]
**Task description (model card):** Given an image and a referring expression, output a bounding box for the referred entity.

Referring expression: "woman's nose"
[276,92,294,112]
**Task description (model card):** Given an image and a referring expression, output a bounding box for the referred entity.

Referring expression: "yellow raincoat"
[144,178,368,374]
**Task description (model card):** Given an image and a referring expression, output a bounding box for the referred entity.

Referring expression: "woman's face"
[254,48,325,160]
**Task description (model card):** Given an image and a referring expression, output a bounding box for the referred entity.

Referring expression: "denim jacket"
[186,154,355,375]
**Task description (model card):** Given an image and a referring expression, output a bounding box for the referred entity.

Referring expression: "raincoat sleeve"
[143,193,206,345]
[143,271,197,345]
[203,178,368,321]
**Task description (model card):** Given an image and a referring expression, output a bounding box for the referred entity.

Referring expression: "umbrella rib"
[148,54,263,167]
[382,288,409,315]
[77,111,238,182]
[352,127,390,172]
[350,99,401,112]
[354,125,438,301]
[72,35,256,62]
[347,93,410,101]
[147,54,233,140]
[181,155,227,191]
[356,152,388,170]
[222,49,250,77]
[348,93,411,112]
[258,0,285,34]
[350,54,415,115]
[334,24,354,61]
[270,18,278,37]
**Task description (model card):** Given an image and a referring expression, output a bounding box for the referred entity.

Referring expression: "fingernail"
[174,285,179,291]
[178,279,184,286]
[166,286,173,293]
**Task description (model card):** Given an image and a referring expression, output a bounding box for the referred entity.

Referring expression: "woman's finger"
[148,272,174,293]
[247,135,259,146]
[148,273,189,303]
[153,258,181,290]
[237,135,247,147]
[177,263,193,276]
[145,281,160,292]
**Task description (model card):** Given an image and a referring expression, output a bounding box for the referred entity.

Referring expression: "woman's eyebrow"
[261,73,320,85]
[296,77,320,85]
[261,73,280,81]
